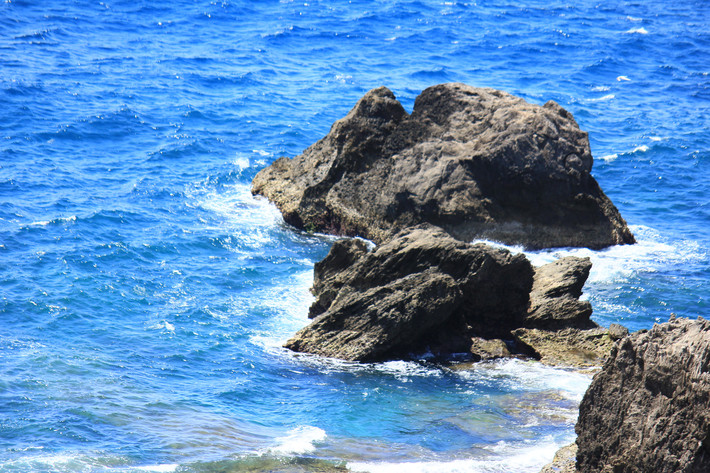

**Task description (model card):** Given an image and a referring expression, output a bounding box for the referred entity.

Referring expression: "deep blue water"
[1,1,708,472]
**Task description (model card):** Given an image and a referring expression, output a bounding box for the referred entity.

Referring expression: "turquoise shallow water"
[1,1,709,471]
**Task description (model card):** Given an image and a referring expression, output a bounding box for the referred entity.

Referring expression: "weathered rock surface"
[253,83,634,249]
[285,225,534,362]
[575,317,710,473]
[525,256,594,330]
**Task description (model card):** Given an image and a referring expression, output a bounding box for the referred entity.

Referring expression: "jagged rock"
[525,256,595,330]
[608,323,629,340]
[285,225,534,362]
[253,83,634,249]
[576,317,710,473]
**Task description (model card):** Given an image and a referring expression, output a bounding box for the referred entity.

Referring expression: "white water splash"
[269,426,327,455]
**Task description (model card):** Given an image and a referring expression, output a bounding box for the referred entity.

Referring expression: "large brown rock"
[285,225,534,362]
[252,83,634,249]
[575,317,710,473]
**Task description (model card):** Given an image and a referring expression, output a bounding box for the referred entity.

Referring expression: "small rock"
[540,443,578,473]
[525,257,595,330]
[607,323,629,340]
[469,337,513,361]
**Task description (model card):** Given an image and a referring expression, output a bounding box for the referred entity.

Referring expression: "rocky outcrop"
[575,317,710,473]
[285,225,534,362]
[512,326,616,369]
[285,225,620,364]
[252,83,634,249]
[510,256,618,368]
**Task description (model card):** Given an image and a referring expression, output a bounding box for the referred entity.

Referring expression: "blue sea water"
[1,0,708,471]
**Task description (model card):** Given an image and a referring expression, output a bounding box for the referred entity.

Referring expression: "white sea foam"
[633,145,649,152]
[525,225,704,284]
[588,94,615,102]
[474,225,705,286]
[135,465,179,472]
[269,426,327,455]
[592,85,610,92]
[599,153,618,162]
[28,215,77,227]
[193,183,285,252]
[616,75,631,81]
[348,436,569,473]
[626,27,648,34]
[458,358,591,402]
[233,154,250,170]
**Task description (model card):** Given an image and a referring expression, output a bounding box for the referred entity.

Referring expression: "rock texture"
[285,225,534,362]
[525,257,594,330]
[512,326,615,369]
[252,83,634,249]
[576,317,710,473]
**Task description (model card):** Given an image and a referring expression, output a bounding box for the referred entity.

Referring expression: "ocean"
[1,0,708,471]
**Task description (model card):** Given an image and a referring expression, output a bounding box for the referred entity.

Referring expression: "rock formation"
[285,225,534,362]
[575,316,710,473]
[524,256,594,330]
[252,83,634,249]
[285,226,616,365]
[512,256,619,368]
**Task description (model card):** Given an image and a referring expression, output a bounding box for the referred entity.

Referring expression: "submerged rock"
[285,225,534,362]
[253,83,634,249]
[575,316,710,473]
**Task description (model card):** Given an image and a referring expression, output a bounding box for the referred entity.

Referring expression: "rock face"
[252,83,634,249]
[576,317,710,473]
[285,225,534,362]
